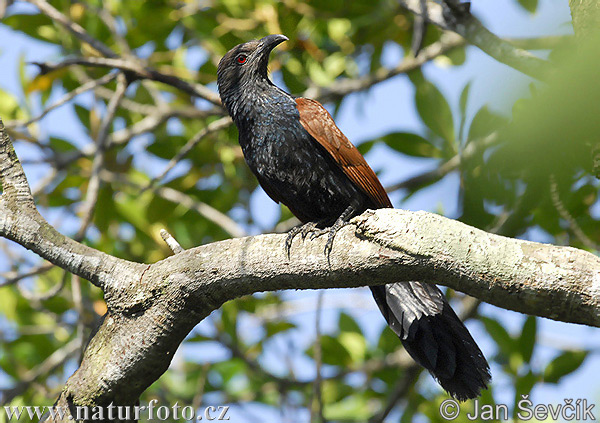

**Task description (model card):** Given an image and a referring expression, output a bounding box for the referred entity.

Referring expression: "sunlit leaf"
[543,350,588,383]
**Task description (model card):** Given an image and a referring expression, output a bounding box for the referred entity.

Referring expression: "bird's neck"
[224,79,294,129]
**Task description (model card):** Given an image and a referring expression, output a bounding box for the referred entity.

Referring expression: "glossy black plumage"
[217,34,491,400]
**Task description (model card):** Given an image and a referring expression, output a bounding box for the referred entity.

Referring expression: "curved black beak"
[258,34,288,55]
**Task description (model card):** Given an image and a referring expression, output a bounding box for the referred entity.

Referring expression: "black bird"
[217,34,491,400]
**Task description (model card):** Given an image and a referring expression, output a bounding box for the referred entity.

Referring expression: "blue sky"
[1,0,599,420]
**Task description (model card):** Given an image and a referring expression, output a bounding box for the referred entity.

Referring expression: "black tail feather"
[371,282,490,401]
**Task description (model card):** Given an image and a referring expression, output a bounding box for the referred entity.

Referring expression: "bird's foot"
[285,221,327,257]
[323,205,356,259]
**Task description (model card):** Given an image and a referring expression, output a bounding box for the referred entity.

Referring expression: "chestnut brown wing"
[295,97,392,208]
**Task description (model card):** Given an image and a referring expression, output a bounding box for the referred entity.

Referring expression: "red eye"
[237,55,247,64]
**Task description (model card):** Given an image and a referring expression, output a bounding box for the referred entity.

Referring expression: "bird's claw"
[285,222,325,257]
[286,206,355,260]
[323,220,352,258]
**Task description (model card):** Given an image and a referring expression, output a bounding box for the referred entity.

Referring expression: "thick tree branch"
[399,0,549,79]
[2,120,599,419]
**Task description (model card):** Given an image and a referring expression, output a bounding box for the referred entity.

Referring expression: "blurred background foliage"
[0,0,598,422]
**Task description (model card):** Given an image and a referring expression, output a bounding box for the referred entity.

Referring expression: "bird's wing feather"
[295,97,392,208]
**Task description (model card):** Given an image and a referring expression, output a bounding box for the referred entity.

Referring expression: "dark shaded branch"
[31,56,222,106]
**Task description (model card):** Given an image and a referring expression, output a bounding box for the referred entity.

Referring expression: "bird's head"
[217,34,288,116]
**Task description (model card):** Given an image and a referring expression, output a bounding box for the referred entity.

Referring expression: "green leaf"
[357,140,376,155]
[518,315,537,363]
[517,0,538,13]
[264,321,296,338]
[74,104,91,132]
[379,132,442,158]
[411,72,455,143]
[48,137,78,153]
[339,332,366,363]
[480,316,514,358]
[338,312,362,334]
[543,350,588,383]
[459,82,471,117]
[513,371,539,420]
[441,46,466,66]
[310,335,353,367]
[377,326,399,355]
[212,358,246,384]
[324,394,371,421]
[459,81,472,142]
[0,89,24,120]
[467,105,507,141]
[2,13,58,43]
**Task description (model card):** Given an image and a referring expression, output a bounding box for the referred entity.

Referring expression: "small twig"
[143,116,233,190]
[31,56,222,106]
[160,229,184,254]
[305,32,464,101]
[0,263,54,287]
[90,2,132,56]
[100,170,247,238]
[75,73,128,241]
[310,291,326,423]
[0,338,80,405]
[549,174,598,251]
[24,0,116,58]
[398,0,548,80]
[16,270,67,302]
[368,365,420,423]
[386,132,499,193]
[191,362,210,411]
[6,73,118,130]
[411,0,429,56]
[43,105,222,171]
[31,168,59,197]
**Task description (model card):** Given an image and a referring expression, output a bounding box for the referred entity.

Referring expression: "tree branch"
[386,131,499,193]
[75,73,128,241]
[398,0,549,79]
[304,32,464,101]
[31,56,222,106]
[2,123,599,418]
[24,0,116,58]
[0,120,144,292]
